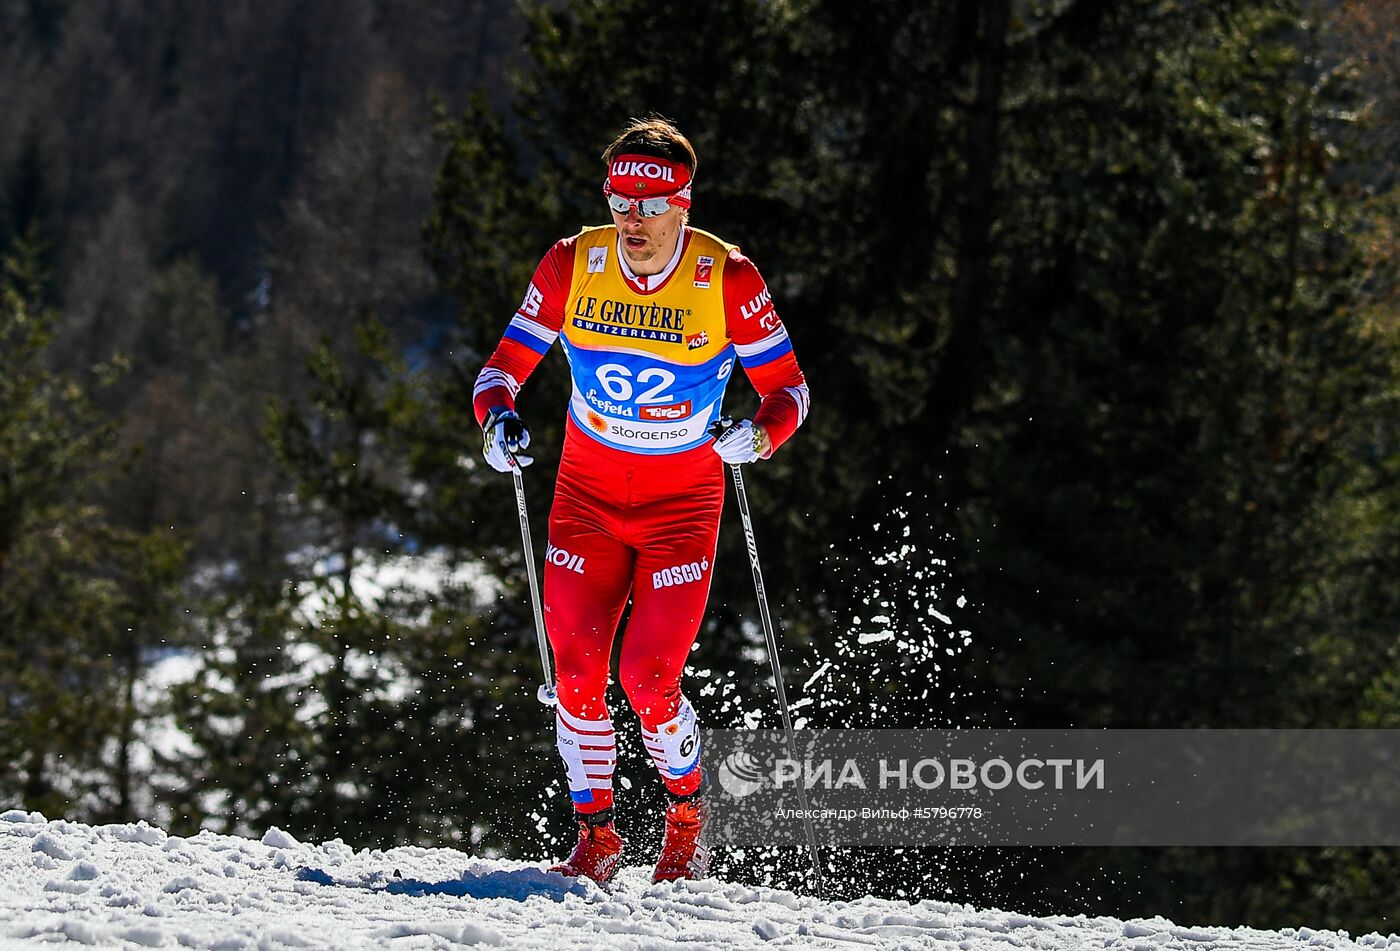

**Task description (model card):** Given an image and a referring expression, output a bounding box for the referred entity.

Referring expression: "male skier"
[473,117,810,884]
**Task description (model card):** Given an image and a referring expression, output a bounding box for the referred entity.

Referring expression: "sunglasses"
[605,192,676,218]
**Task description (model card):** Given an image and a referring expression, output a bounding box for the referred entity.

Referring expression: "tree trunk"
[918,0,1010,490]
[115,632,139,818]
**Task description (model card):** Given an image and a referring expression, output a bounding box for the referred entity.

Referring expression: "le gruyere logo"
[572,297,688,344]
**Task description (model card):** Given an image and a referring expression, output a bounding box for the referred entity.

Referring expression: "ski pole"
[511,464,557,706]
[710,418,825,898]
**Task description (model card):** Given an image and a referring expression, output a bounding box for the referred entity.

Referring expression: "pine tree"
[0,237,182,820]
[164,320,555,852]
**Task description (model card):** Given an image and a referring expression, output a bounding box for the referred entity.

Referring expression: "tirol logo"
[639,401,693,421]
[719,749,767,799]
[693,255,714,289]
[545,543,586,574]
[739,286,773,321]
[611,160,675,182]
[686,330,709,350]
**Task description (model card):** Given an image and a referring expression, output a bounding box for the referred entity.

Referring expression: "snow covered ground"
[1,810,1394,950]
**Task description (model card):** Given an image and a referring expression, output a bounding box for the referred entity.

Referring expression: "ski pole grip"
[707,416,737,440]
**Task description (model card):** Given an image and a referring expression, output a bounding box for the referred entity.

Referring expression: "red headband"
[604,153,693,208]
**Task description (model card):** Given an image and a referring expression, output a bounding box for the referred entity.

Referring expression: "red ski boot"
[549,809,626,885]
[651,791,711,882]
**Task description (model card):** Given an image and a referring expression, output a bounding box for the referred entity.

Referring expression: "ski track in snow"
[2,810,1395,950]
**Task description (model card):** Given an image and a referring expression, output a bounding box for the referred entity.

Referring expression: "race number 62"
[596,363,677,405]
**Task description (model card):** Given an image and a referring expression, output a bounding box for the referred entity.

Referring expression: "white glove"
[482,408,533,473]
[711,419,770,465]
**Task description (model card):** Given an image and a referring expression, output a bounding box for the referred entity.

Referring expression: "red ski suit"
[474,225,809,812]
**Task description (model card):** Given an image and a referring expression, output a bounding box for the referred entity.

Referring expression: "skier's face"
[610,201,683,274]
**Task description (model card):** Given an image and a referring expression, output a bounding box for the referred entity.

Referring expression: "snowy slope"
[1,810,1394,950]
